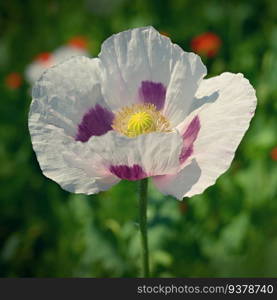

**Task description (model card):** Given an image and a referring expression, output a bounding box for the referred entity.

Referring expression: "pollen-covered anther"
[112,103,171,137]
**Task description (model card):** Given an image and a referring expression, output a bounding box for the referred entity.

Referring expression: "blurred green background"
[0,0,277,277]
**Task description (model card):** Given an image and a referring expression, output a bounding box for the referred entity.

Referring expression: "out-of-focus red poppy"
[35,52,52,64]
[270,147,277,161]
[191,32,221,58]
[68,36,88,49]
[5,72,23,89]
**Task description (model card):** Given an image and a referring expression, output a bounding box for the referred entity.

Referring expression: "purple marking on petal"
[179,145,194,165]
[139,81,166,110]
[109,164,147,181]
[75,104,114,142]
[179,116,200,164]
[182,115,200,141]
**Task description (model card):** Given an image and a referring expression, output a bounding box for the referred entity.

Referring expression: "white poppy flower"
[25,38,89,85]
[28,27,257,200]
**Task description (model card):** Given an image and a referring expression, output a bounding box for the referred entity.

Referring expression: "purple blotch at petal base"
[139,81,166,110]
[109,164,147,181]
[75,104,114,142]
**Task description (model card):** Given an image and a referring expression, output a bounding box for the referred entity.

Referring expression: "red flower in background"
[270,147,277,161]
[35,52,53,66]
[68,36,88,49]
[191,32,221,58]
[5,72,23,89]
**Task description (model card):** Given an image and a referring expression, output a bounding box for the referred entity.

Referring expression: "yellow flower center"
[112,103,171,138]
[127,111,154,136]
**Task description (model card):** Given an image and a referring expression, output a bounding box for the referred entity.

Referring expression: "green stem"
[138,178,150,277]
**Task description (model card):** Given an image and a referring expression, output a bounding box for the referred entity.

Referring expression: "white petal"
[53,46,90,64]
[31,56,108,138]
[164,51,206,126]
[25,61,51,85]
[29,56,119,194]
[87,131,183,178]
[152,160,202,200]
[99,26,206,124]
[28,123,120,194]
[153,72,257,199]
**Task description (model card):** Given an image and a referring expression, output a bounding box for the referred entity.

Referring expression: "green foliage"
[0,0,276,277]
